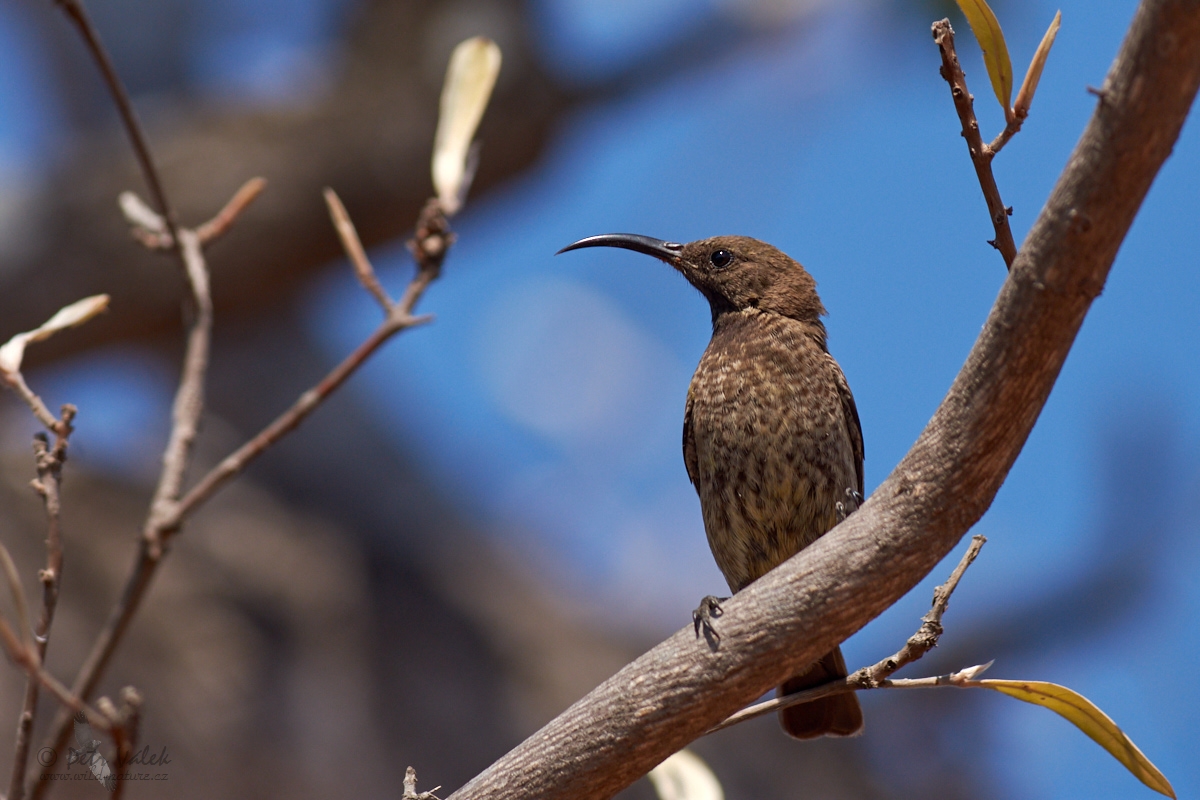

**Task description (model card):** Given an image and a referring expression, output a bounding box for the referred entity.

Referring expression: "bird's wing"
[682,385,699,487]
[72,712,90,749]
[829,355,865,496]
[91,752,114,791]
[72,712,113,790]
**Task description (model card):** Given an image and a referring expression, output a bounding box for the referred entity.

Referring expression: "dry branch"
[448,2,1200,797]
[7,408,74,800]
[934,19,1019,269]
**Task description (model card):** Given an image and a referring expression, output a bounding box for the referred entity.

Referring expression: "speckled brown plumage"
[559,233,865,739]
[684,309,861,594]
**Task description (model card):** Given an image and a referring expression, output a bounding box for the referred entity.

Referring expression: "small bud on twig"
[0,295,110,375]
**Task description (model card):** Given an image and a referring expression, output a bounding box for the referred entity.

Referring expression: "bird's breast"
[687,314,857,591]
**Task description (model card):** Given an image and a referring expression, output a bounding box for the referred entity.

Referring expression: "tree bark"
[448,1,1200,797]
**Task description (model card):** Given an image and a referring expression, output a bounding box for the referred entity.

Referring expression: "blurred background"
[0,0,1196,797]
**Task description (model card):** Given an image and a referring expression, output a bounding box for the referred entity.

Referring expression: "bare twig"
[166,199,448,527]
[33,8,455,786]
[883,661,994,689]
[196,178,268,244]
[142,228,211,557]
[933,19,1019,270]
[53,0,177,239]
[100,687,142,800]
[32,8,215,780]
[8,408,75,800]
[0,598,108,733]
[31,2,224,771]
[0,373,61,434]
[35,6,459,795]
[325,188,393,311]
[707,535,986,733]
[32,196,450,799]
[404,766,442,800]
[988,113,1026,156]
[30,227,215,799]
[852,533,986,685]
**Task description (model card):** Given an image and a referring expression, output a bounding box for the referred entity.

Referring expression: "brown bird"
[558,233,864,739]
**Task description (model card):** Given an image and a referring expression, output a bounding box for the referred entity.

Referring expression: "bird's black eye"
[710,249,733,268]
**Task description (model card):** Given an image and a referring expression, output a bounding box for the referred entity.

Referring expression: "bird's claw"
[837,487,865,520]
[693,595,728,646]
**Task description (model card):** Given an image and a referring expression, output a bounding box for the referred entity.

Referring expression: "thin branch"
[882,661,993,689]
[404,766,443,800]
[0,602,108,733]
[30,9,215,786]
[853,533,986,685]
[166,198,449,530]
[8,408,75,800]
[325,188,393,311]
[100,688,142,800]
[0,372,61,433]
[142,228,211,557]
[28,225,215,800]
[195,178,268,245]
[707,535,986,733]
[52,0,178,239]
[30,197,451,799]
[988,111,1026,156]
[933,19,1019,270]
[448,3,1200,797]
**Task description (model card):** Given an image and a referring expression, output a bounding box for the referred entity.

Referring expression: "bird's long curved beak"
[556,233,683,264]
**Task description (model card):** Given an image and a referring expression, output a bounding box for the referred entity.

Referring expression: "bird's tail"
[777,645,863,739]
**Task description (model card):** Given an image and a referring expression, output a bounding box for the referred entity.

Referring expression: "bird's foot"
[693,595,728,646]
[837,488,865,520]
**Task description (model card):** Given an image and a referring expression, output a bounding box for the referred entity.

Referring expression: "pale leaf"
[976,679,1175,797]
[432,37,501,216]
[118,191,165,232]
[0,295,110,374]
[954,0,1014,114]
[648,750,724,800]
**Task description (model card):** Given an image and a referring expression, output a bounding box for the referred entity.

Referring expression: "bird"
[558,233,864,739]
[72,711,115,791]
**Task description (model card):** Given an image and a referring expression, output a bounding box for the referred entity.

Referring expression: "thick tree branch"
[708,535,986,732]
[449,2,1200,797]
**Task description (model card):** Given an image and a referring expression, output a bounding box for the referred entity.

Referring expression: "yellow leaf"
[1014,11,1062,117]
[976,679,1175,798]
[954,0,1014,114]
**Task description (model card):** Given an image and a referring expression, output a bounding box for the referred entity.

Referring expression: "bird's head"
[557,233,825,323]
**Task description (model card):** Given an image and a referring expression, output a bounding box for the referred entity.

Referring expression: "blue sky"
[3,1,1196,797]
